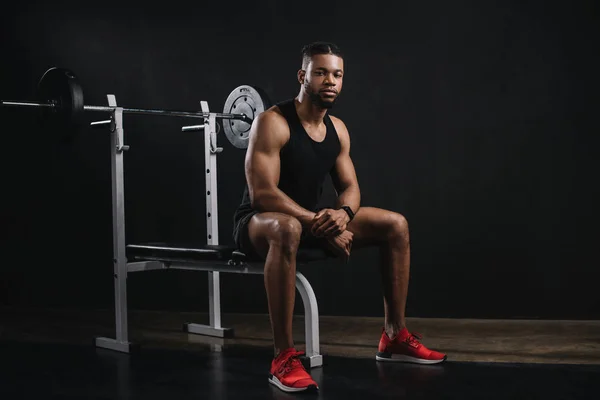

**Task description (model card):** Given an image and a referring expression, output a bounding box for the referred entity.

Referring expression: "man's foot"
[269,348,319,393]
[376,327,447,364]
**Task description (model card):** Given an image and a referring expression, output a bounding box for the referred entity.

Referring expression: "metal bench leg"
[296,272,323,368]
[184,271,234,337]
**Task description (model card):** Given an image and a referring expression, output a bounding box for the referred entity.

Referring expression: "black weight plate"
[37,67,84,142]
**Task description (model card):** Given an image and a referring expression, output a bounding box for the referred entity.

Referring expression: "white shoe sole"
[376,353,447,364]
[268,375,318,393]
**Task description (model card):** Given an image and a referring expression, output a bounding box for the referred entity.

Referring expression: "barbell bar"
[0,67,271,148]
[0,101,253,121]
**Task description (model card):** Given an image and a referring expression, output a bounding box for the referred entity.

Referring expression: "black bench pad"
[126,243,335,264]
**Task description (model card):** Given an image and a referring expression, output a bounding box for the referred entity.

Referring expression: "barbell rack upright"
[94,94,132,353]
[92,94,232,354]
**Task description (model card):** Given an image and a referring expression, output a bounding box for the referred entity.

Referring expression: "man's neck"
[295,92,327,126]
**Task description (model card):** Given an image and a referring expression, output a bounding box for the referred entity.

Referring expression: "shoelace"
[405,332,423,346]
[279,351,305,374]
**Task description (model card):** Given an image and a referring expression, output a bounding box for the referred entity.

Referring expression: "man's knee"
[268,215,302,249]
[388,212,409,241]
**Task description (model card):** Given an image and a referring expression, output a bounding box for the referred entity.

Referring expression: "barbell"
[0,67,271,149]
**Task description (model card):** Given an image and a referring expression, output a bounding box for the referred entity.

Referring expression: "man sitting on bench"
[232,41,447,394]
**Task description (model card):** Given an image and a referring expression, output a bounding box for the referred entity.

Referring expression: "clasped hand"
[311,208,353,260]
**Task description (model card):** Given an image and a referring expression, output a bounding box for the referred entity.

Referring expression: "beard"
[305,84,338,109]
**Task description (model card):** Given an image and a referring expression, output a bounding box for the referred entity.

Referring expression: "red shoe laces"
[406,332,423,346]
[278,351,305,374]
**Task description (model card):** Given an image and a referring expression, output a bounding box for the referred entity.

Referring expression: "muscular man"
[232,41,446,393]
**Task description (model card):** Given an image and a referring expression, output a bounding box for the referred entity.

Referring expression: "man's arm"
[311,116,361,237]
[330,116,361,214]
[245,110,317,227]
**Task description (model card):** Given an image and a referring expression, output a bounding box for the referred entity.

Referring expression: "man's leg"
[347,207,410,337]
[347,207,446,364]
[246,212,302,354]
[244,212,319,392]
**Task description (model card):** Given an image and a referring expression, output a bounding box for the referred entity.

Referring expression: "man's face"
[299,54,344,109]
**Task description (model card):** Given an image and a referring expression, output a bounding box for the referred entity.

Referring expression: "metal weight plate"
[223,85,271,149]
[37,67,85,141]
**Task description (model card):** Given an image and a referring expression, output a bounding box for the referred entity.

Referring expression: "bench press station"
[1,67,331,368]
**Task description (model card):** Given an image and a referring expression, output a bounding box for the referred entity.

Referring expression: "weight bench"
[93,94,328,368]
[122,243,331,367]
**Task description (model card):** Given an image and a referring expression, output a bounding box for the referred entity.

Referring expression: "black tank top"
[233,98,341,225]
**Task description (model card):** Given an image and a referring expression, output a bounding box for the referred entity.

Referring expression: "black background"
[1,0,598,319]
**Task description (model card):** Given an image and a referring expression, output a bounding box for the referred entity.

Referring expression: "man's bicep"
[330,118,359,192]
[246,147,280,192]
[331,152,358,192]
[244,113,285,198]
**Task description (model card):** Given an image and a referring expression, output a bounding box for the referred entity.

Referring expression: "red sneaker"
[269,348,319,393]
[376,327,447,364]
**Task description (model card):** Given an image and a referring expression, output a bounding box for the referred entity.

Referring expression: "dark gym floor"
[1,307,600,399]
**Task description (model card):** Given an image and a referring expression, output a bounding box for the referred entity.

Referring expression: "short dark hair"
[301,41,343,69]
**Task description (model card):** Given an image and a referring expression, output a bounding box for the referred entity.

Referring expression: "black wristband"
[340,205,355,222]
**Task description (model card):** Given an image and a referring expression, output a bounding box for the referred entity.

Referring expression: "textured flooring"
[1,307,600,399]
[1,307,599,364]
